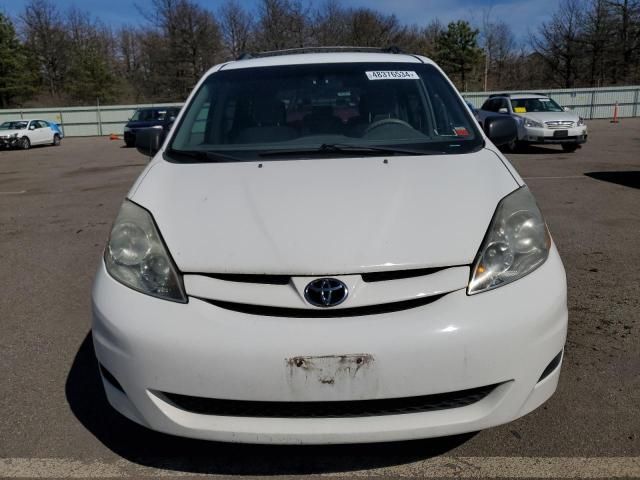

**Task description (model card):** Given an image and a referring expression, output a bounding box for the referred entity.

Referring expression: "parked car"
[93,48,567,444]
[465,100,481,123]
[123,107,180,147]
[0,119,61,149]
[478,93,587,152]
[45,121,64,139]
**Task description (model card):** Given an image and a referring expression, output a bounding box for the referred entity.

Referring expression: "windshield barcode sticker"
[365,71,419,80]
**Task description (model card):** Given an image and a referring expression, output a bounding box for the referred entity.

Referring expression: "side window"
[499,99,509,111]
[481,99,493,111]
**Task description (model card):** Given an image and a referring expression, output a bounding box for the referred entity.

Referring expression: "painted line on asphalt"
[0,457,639,478]
[523,175,588,179]
[0,190,26,194]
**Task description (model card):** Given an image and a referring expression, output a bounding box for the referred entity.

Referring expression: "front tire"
[20,137,30,150]
[505,139,522,153]
[561,144,578,153]
[52,134,61,146]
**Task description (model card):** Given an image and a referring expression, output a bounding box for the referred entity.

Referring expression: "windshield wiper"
[259,143,436,157]
[166,148,242,163]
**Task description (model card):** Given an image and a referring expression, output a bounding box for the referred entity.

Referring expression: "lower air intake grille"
[159,384,498,418]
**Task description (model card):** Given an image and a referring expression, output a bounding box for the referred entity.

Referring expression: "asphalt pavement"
[0,120,638,479]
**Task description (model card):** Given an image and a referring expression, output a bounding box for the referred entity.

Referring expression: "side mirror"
[483,115,518,147]
[498,107,509,114]
[563,106,571,112]
[29,125,36,130]
[135,127,165,157]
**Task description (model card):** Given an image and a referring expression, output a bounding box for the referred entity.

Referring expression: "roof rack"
[236,46,403,61]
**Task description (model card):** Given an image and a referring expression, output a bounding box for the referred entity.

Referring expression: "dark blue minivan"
[123,107,181,147]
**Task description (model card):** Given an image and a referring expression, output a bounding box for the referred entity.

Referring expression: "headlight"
[577,117,585,126]
[468,187,550,295]
[104,200,186,302]
[524,118,544,128]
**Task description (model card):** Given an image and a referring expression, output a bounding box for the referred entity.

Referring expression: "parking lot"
[0,119,639,478]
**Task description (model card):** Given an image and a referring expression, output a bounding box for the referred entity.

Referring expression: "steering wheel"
[364,118,414,135]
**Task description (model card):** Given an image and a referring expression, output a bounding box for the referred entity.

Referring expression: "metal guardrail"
[0,85,638,137]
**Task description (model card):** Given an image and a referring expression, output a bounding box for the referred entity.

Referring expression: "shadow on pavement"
[585,171,640,189]
[66,332,474,475]
[500,144,567,155]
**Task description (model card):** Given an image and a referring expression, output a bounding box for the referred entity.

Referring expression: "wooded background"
[1,0,639,108]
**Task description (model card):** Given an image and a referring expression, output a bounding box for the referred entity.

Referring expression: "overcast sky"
[2,0,556,42]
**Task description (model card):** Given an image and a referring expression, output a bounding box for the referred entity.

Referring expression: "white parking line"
[0,190,26,194]
[0,457,639,478]
[523,176,588,180]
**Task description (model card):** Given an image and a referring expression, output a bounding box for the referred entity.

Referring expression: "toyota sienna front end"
[91,49,567,444]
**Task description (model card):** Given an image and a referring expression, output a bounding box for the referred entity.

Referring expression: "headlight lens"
[524,118,544,128]
[468,187,550,295]
[104,200,186,302]
[577,117,585,126]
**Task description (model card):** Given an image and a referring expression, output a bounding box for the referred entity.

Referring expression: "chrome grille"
[545,120,574,129]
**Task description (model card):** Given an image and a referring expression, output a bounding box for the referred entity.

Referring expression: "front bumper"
[92,247,568,444]
[0,136,20,148]
[521,125,588,145]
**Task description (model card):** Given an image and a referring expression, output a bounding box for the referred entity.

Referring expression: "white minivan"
[92,48,567,444]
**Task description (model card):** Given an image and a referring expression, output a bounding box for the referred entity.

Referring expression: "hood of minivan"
[130,149,519,275]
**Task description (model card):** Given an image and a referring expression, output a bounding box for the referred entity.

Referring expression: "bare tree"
[482,18,516,90]
[219,0,254,59]
[607,0,640,82]
[531,0,583,88]
[580,0,614,86]
[255,0,312,50]
[21,0,69,96]
[311,0,350,46]
[149,0,223,98]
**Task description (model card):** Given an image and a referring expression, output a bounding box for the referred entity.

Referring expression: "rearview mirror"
[135,128,165,157]
[483,115,518,147]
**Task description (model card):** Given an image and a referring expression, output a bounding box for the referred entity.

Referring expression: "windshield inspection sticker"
[366,71,419,80]
[454,126,470,137]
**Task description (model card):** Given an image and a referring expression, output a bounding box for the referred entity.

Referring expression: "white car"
[478,94,587,152]
[0,119,62,149]
[92,48,567,444]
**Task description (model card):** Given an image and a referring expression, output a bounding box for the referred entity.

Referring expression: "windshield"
[511,97,564,113]
[0,121,28,130]
[130,109,173,122]
[168,62,481,161]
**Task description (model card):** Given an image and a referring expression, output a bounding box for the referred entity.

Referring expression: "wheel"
[505,139,521,152]
[125,140,135,148]
[561,143,578,152]
[52,134,61,146]
[20,137,30,150]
